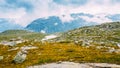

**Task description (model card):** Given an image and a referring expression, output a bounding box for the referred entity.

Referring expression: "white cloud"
[0,0,120,27]
[80,15,112,24]
[0,8,26,18]
[59,14,74,22]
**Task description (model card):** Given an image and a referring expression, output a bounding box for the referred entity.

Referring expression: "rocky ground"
[28,61,120,68]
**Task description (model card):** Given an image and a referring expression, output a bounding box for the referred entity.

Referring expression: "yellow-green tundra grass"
[0,41,120,68]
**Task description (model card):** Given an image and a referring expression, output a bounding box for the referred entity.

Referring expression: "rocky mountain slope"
[50,22,120,46]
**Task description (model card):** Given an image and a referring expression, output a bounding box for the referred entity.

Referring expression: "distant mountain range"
[26,13,98,34]
[25,13,120,34]
[0,13,120,33]
[26,16,88,34]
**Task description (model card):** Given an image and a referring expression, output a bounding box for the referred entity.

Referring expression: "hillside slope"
[0,30,46,41]
[51,22,120,45]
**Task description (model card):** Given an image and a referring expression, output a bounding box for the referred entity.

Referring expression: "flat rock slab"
[28,62,120,68]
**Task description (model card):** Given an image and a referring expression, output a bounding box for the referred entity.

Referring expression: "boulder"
[108,48,115,53]
[12,49,27,63]
[117,43,120,48]
[74,40,83,46]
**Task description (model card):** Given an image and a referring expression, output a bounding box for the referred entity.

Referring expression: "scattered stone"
[108,48,115,53]
[21,45,38,50]
[96,46,103,49]
[8,47,19,51]
[74,40,83,46]
[57,61,62,64]
[0,37,25,46]
[82,41,90,46]
[12,49,27,63]
[0,56,3,61]
[0,41,16,46]
[74,39,91,47]
[117,43,120,48]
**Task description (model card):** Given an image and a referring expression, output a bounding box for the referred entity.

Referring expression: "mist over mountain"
[0,13,120,34]
[26,16,84,34]
[25,13,120,34]
[0,18,23,32]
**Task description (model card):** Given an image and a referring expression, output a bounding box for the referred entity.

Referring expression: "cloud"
[80,14,112,24]
[0,0,120,27]
[59,14,74,22]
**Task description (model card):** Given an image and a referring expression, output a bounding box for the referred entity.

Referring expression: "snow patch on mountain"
[54,22,58,26]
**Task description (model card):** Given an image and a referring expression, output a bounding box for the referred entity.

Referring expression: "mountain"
[50,22,120,45]
[26,13,120,34]
[26,13,97,34]
[0,13,120,33]
[0,18,23,32]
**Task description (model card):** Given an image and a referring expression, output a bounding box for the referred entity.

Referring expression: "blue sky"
[0,0,120,27]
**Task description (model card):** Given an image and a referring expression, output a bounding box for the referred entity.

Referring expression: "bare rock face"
[12,49,27,63]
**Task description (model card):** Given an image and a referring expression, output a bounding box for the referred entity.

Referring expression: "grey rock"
[0,41,16,46]
[8,47,19,51]
[0,56,3,61]
[108,48,115,53]
[12,49,27,63]
[117,43,120,48]
[21,45,38,50]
